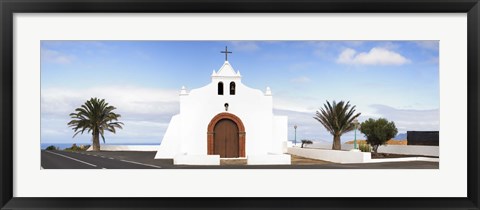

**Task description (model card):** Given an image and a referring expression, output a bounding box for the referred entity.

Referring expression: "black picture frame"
[1,0,479,209]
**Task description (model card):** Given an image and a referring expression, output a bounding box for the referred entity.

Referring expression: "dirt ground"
[290,155,332,165]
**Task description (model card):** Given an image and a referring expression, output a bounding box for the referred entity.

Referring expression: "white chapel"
[155,47,291,165]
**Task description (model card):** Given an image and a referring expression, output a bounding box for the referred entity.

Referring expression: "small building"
[155,49,290,165]
[407,131,439,146]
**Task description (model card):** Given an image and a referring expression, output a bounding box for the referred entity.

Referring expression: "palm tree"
[300,139,313,148]
[314,100,360,150]
[68,97,124,151]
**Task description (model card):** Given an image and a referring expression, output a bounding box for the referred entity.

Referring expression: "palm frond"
[68,97,124,144]
[314,100,361,137]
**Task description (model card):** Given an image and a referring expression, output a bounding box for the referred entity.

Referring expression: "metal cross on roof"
[220,46,232,61]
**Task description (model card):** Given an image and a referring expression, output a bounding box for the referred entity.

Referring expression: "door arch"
[207,112,245,157]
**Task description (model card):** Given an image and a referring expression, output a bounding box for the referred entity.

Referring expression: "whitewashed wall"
[305,143,439,157]
[154,115,181,158]
[179,76,275,155]
[287,147,439,163]
[273,116,288,154]
[156,61,288,159]
[376,145,439,156]
[287,147,370,163]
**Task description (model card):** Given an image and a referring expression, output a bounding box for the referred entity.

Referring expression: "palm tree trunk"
[92,132,100,151]
[332,134,341,150]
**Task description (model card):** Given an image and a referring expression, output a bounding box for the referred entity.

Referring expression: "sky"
[41,41,439,145]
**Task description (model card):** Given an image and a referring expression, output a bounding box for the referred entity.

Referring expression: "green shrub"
[359,118,397,154]
[64,143,89,151]
[359,143,372,152]
[45,145,57,151]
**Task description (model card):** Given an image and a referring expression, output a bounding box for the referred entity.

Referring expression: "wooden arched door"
[213,119,239,158]
[207,112,246,158]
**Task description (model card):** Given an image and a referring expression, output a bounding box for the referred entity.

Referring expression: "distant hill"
[393,133,407,140]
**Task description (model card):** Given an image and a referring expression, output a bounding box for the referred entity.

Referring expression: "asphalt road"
[41,150,439,169]
[41,150,163,169]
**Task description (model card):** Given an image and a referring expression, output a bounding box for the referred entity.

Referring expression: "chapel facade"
[155,48,290,165]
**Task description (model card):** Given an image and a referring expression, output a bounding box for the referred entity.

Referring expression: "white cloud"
[272,94,319,113]
[290,76,311,84]
[368,104,439,132]
[230,41,260,52]
[274,108,367,143]
[307,41,364,60]
[274,109,330,142]
[42,86,179,115]
[345,41,364,47]
[41,85,438,144]
[272,103,439,143]
[41,49,75,64]
[41,86,180,143]
[337,47,410,65]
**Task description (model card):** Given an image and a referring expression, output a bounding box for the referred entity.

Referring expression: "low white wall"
[305,143,332,150]
[288,147,370,163]
[87,145,159,151]
[376,145,439,157]
[306,143,439,157]
[288,147,439,163]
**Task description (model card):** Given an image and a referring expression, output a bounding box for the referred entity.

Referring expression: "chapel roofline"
[211,61,241,79]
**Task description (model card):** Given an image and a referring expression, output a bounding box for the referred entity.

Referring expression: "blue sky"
[41,41,439,145]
